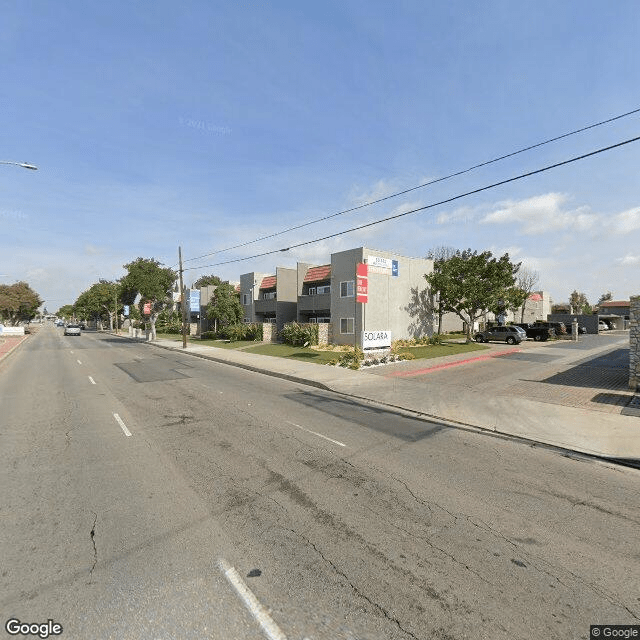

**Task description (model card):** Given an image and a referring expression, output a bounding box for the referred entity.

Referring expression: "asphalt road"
[1,325,639,639]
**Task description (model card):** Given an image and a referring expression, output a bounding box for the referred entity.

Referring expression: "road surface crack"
[89,513,98,578]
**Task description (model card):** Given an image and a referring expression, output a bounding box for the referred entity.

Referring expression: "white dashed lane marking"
[218,558,288,640]
[88,376,96,385]
[287,421,346,447]
[113,413,132,437]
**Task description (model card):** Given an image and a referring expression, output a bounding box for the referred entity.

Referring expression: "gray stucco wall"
[630,295,640,390]
[330,247,433,346]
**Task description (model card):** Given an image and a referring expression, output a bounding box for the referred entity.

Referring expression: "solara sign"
[362,330,392,349]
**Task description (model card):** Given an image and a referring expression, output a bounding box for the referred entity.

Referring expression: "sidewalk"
[0,335,28,363]
[118,332,640,463]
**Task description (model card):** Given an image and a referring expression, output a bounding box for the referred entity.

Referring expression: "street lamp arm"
[0,161,38,170]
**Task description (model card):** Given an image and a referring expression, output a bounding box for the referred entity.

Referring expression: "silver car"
[474,325,526,345]
[64,324,81,336]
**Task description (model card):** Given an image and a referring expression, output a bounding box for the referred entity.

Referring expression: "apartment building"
[296,247,434,346]
[239,267,297,333]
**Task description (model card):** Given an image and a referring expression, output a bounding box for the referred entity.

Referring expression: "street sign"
[363,330,391,349]
[356,263,368,303]
[189,289,201,313]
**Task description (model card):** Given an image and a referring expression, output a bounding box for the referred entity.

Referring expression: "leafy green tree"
[193,274,222,289]
[74,280,121,329]
[206,281,243,333]
[120,258,176,340]
[569,290,590,314]
[426,246,458,334]
[56,304,74,320]
[597,291,613,306]
[0,281,42,325]
[424,249,523,342]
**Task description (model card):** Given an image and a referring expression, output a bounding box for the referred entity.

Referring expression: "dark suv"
[514,323,554,341]
[474,325,526,345]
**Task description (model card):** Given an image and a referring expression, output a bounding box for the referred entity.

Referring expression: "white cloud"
[610,207,640,234]
[617,254,640,266]
[480,193,598,235]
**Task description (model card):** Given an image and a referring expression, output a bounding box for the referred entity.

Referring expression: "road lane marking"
[88,376,96,385]
[113,413,132,437]
[287,421,346,447]
[77,359,82,365]
[218,558,288,640]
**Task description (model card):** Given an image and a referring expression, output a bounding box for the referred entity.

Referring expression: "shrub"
[338,347,363,369]
[200,331,217,340]
[398,352,415,360]
[279,322,319,346]
[219,323,263,342]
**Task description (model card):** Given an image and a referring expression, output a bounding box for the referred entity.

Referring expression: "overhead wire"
[183,134,640,272]
[182,106,640,266]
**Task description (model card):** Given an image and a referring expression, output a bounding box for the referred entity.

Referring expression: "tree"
[193,274,222,289]
[569,290,590,314]
[597,291,613,307]
[74,280,121,330]
[120,258,176,340]
[515,267,540,322]
[206,281,243,332]
[424,249,523,342]
[56,304,74,320]
[0,281,42,325]
[426,246,458,334]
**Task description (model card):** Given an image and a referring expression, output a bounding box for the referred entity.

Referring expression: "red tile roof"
[599,300,630,307]
[304,265,331,283]
[260,276,277,289]
[528,293,543,301]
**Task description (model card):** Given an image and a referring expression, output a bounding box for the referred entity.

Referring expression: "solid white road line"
[77,359,82,365]
[88,376,96,385]
[113,413,132,437]
[287,421,346,447]
[218,558,288,640]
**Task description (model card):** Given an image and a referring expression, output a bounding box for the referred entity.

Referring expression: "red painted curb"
[389,348,521,378]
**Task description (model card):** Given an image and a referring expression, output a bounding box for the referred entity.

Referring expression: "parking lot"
[371,331,638,416]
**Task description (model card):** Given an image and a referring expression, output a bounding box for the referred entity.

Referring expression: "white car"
[598,321,609,331]
[64,324,81,336]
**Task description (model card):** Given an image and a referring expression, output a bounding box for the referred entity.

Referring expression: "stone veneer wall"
[630,295,640,390]
[318,322,330,345]
[262,323,277,343]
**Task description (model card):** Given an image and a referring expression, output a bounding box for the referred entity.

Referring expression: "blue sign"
[189,289,201,313]
[392,260,399,277]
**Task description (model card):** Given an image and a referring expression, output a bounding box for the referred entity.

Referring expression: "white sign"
[0,325,25,335]
[362,330,392,349]
[367,255,393,270]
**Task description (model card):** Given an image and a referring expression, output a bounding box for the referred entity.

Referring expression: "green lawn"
[398,342,487,359]
[243,343,340,364]
[199,339,260,350]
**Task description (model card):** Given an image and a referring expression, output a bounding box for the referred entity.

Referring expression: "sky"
[2,0,640,313]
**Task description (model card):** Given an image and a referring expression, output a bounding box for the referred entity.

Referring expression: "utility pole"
[179,246,187,349]
[114,287,118,334]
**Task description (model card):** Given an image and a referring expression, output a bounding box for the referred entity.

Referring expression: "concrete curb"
[107,332,639,465]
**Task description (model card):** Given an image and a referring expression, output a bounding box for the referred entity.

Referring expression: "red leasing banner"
[143,301,152,315]
[356,263,368,303]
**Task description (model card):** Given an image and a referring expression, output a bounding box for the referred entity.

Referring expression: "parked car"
[564,323,588,335]
[56,320,65,327]
[534,321,567,336]
[64,324,81,336]
[474,325,526,344]
[513,323,554,341]
[598,321,609,331]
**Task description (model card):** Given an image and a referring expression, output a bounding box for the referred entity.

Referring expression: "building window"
[262,291,276,300]
[317,316,331,323]
[340,318,354,334]
[317,285,331,294]
[340,281,354,297]
[307,287,316,296]
[242,294,251,305]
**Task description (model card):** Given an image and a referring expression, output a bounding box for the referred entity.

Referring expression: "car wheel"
[533,334,541,341]
[506,336,516,345]
[474,335,484,343]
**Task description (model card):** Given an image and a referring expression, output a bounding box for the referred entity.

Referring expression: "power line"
[183,134,640,272]
[183,106,640,266]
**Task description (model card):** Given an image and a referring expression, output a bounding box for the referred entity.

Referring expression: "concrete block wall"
[630,295,640,390]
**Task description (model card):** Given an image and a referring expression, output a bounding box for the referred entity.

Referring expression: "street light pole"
[0,161,38,170]
[178,246,187,349]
